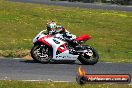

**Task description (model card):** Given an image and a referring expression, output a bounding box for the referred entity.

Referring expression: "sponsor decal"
[76,66,131,84]
[56,55,77,60]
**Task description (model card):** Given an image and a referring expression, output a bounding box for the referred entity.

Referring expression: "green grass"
[0,0,132,63]
[0,80,132,88]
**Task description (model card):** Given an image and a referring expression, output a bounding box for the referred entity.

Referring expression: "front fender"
[33,41,53,57]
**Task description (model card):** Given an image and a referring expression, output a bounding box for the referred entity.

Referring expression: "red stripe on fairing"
[38,36,51,46]
[76,34,91,41]
[57,44,68,53]
[42,35,52,39]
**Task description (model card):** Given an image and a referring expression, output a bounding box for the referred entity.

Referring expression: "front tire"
[31,45,52,63]
[78,47,99,65]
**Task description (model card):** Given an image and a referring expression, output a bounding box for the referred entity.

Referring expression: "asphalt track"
[9,0,132,12]
[0,58,132,82]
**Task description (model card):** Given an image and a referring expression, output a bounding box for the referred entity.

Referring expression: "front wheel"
[31,45,52,63]
[78,47,99,65]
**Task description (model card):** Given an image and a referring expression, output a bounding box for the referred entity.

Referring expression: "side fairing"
[45,37,79,60]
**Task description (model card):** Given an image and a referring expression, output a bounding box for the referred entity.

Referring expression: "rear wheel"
[31,45,52,63]
[78,47,99,65]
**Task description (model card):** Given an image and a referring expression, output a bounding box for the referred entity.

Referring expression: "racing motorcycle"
[31,30,99,65]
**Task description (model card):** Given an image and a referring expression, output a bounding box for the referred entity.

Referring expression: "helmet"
[56,26,65,33]
[46,21,57,32]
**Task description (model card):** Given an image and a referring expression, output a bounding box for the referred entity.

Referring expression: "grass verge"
[0,80,132,88]
[0,0,132,63]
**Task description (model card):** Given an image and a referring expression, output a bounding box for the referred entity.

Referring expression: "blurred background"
[53,0,132,5]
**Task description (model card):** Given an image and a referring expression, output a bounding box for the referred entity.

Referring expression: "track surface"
[10,0,132,12]
[0,58,132,82]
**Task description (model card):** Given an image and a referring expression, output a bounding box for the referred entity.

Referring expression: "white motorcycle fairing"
[31,30,99,65]
[33,31,79,61]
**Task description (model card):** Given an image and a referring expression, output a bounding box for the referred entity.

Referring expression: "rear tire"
[31,45,52,63]
[78,47,99,65]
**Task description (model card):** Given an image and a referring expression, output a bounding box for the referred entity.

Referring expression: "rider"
[46,21,78,47]
[46,21,57,34]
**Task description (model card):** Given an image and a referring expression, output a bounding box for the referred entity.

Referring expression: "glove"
[49,30,56,35]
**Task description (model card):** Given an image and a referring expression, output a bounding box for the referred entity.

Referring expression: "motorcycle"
[31,30,99,65]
